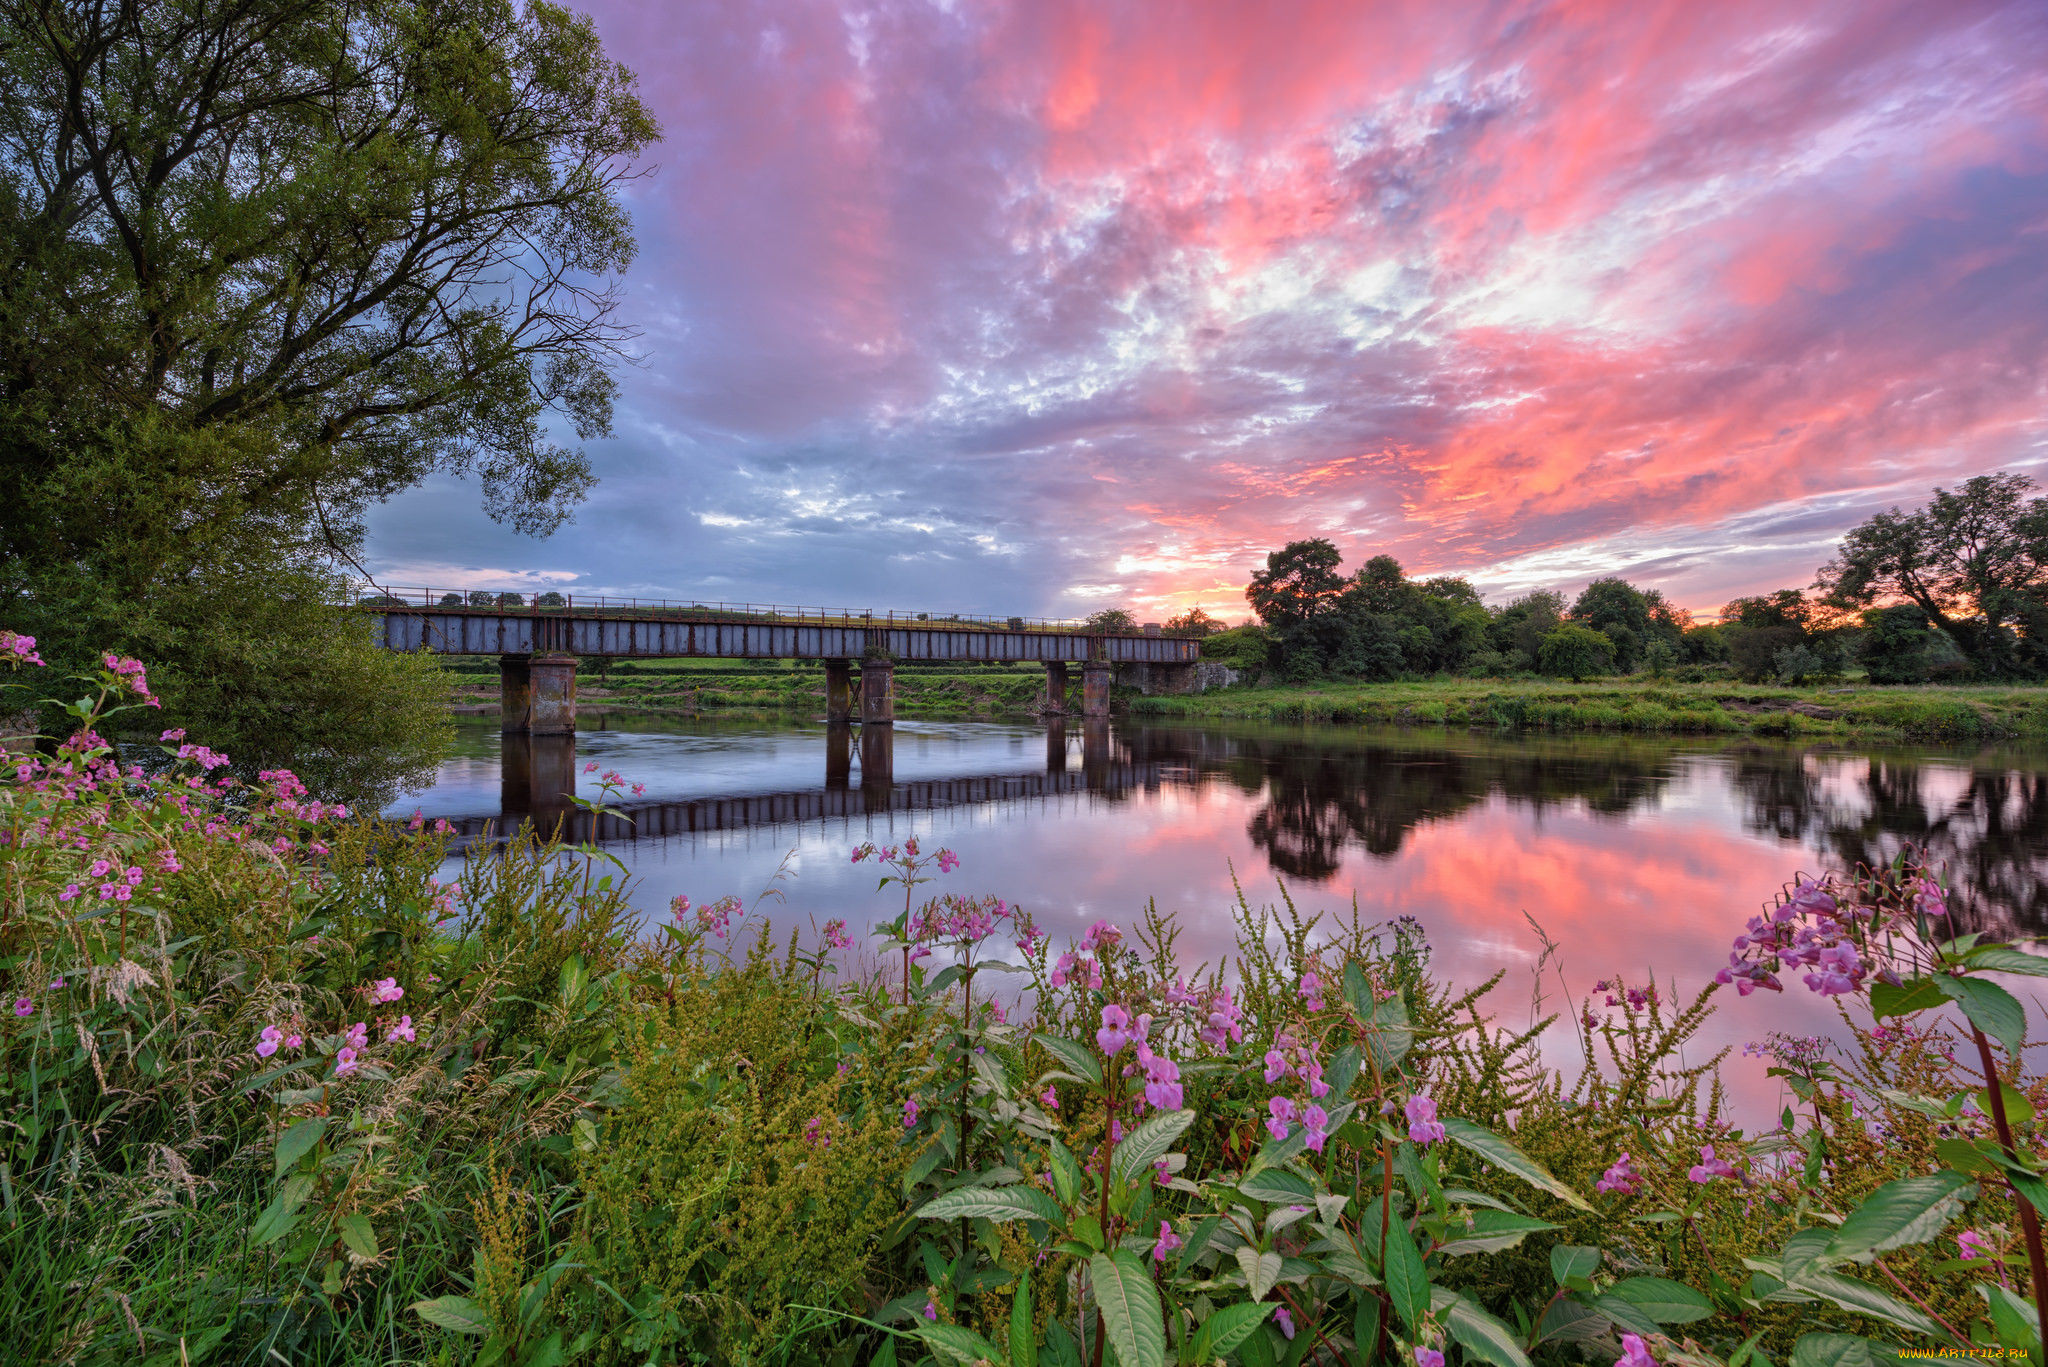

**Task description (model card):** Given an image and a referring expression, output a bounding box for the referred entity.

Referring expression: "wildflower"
[1263,1049,1289,1084]
[821,918,853,950]
[1152,1220,1182,1262]
[583,762,598,773]
[1266,1095,1298,1141]
[1015,922,1046,957]
[1687,1145,1737,1184]
[903,1098,920,1128]
[344,1021,369,1052]
[1303,1103,1330,1154]
[370,977,404,1004]
[1200,988,1244,1049]
[937,849,960,874]
[1097,1004,1133,1055]
[804,1117,830,1149]
[1040,1085,1059,1110]
[1616,1334,1657,1367]
[1079,920,1122,955]
[58,884,79,901]
[388,1015,416,1044]
[256,1025,283,1058]
[13,997,33,1017]
[123,866,143,886]
[1958,1230,1993,1262]
[1405,1094,1446,1146]
[47,976,64,990]
[1,630,46,665]
[335,1047,359,1076]
[88,859,110,878]
[158,851,181,873]
[1274,1307,1295,1340]
[631,783,645,796]
[285,1033,303,1049]
[1596,1152,1643,1195]
[1415,1351,1446,1367]
[922,1301,938,1322]
[1299,971,1324,1011]
[1912,876,1948,919]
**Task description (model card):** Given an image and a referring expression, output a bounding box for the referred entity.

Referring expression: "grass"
[1125,675,2048,742]
[446,659,1054,719]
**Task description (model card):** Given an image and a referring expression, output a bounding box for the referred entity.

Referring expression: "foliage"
[1568,579,1687,673]
[1247,541,1348,631]
[1816,472,2048,679]
[1203,626,1277,674]
[1165,608,1227,638]
[1538,623,1616,681]
[1087,610,1141,634]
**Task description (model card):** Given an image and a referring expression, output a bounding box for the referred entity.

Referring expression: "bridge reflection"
[469,719,1155,847]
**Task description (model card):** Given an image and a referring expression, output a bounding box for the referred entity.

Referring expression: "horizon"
[361,0,2048,626]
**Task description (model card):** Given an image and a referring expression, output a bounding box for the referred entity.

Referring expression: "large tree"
[1246,539,1345,629]
[1816,473,2048,677]
[0,0,658,796]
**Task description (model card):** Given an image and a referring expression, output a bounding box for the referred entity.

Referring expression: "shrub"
[1537,622,1616,679]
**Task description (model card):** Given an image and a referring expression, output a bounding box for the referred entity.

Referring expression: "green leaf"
[1603,1277,1713,1324]
[1533,1297,1609,1345]
[1433,1289,1534,1367]
[1444,1187,1518,1214]
[1324,1044,1362,1101]
[1550,1245,1601,1288]
[1049,1136,1081,1207]
[1236,1246,1283,1303]
[1192,1302,1272,1363]
[917,1185,1064,1226]
[1791,1270,1939,1338]
[1977,1081,2037,1126]
[1789,1334,1906,1367]
[1869,975,1947,1020]
[1978,1282,2043,1354]
[1010,1276,1036,1367]
[1826,1172,1976,1265]
[413,1296,494,1335]
[1036,1035,1102,1085]
[1237,1168,1316,1205]
[1590,1294,1660,1339]
[1436,1210,1560,1256]
[336,1213,379,1259]
[1963,945,2048,977]
[1936,975,2028,1059]
[249,1174,313,1247]
[1111,1109,1195,1189]
[916,1324,1009,1367]
[557,952,588,1006]
[273,1117,328,1178]
[1089,1250,1166,1367]
[1780,1226,1842,1284]
[1383,1226,1429,1335]
[1365,991,1414,1070]
[1440,1119,1593,1211]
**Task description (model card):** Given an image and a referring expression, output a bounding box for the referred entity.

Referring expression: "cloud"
[365,0,2048,621]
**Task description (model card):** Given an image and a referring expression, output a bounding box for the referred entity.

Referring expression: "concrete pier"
[501,734,576,836]
[501,653,577,734]
[860,659,896,724]
[1041,661,1070,714]
[825,659,854,722]
[1081,660,1112,718]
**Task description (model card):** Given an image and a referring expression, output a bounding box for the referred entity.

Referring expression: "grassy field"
[1127,675,2048,742]
[442,657,1054,717]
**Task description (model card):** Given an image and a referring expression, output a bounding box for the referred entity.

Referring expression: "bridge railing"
[346,587,1105,634]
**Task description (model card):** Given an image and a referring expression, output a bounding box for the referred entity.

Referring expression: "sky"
[363,0,2048,624]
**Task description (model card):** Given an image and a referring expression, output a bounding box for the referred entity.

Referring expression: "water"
[389,714,2048,1113]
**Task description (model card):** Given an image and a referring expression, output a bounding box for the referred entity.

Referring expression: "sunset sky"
[363,0,2048,623]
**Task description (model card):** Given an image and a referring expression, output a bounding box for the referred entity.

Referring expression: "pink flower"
[1616,1333,1657,1367]
[1303,1103,1330,1154]
[903,1098,920,1128]
[13,997,33,1017]
[1299,971,1324,1011]
[1687,1145,1737,1184]
[1405,1095,1446,1146]
[387,1015,416,1044]
[1263,1049,1289,1084]
[937,849,960,874]
[1415,1351,1446,1367]
[256,1025,283,1058]
[1097,1004,1132,1055]
[1079,920,1122,954]
[583,761,598,773]
[334,1047,359,1076]
[1958,1230,1993,1263]
[1596,1152,1643,1196]
[631,783,645,796]
[47,976,64,990]
[1274,1307,1295,1340]
[1040,1085,1059,1110]
[157,852,181,873]
[804,1117,830,1149]
[123,866,143,886]
[58,884,79,901]
[821,918,853,951]
[369,977,404,1004]
[1151,1220,1182,1262]
[1266,1095,1298,1141]
[285,1033,303,1049]
[88,859,110,878]
[922,1300,938,1322]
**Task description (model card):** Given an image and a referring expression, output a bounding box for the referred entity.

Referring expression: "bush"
[1537,622,1615,679]
[1200,623,1274,673]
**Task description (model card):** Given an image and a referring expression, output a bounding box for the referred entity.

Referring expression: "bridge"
[362,588,1208,733]
[458,720,1188,847]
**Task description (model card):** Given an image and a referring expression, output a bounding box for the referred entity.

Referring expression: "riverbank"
[1127,676,2048,741]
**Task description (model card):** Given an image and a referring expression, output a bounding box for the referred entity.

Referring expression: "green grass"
[1125,675,2048,742]
[447,660,1055,719]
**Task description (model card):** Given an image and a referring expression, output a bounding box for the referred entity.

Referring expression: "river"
[388,714,2048,1112]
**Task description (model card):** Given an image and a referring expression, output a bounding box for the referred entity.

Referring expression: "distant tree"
[1084,608,1138,633]
[1246,540,1345,629]
[439,593,466,607]
[1200,625,1274,673]
[1347,555,1409,615]
[1730,626,1805,683]
[1164,606,1224,637]
[1643,638,1677,677]
[1859,606,1942,684]
[1569,579,1653,671]
[537,591,568,608]
[1488,591,1566,670]
[1722,589,1815,632]
[1538,623,1616,680]
[1816,472,2048,677]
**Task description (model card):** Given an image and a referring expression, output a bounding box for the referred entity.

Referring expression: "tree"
[1722,590,1816,632]
[1859,606,1943,684]
[1083,608,1137,633]
[1246,540,1345,629]
[0,0,658,794]
[1538,623,1615,680]
[1569,579,1653,671]
[1488,590,1565,671]
[1163,606,1223,637]
[1816,473,2048,677]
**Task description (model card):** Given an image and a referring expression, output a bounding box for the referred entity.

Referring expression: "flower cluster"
[102,654,161,708]
[1405,1094,1446,1146]
[336,1021,369,1076]
[1595,1152,1643,1195]
[1263,1032,1333,1151]
[1298,971,1325,1012]
[1687,1145,1738,1184]
[1051,919,1122,989]
[1715,876,1878,997]
[2,630,45,666]
[821,918,853,951]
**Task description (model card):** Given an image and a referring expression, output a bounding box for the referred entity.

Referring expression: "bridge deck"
[374,607,1200,664]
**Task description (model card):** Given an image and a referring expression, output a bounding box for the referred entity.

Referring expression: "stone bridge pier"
[501,654,577,734]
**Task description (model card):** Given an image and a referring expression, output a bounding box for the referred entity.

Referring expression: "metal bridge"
[362,588,1207,733]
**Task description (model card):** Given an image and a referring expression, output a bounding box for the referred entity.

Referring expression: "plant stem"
[1871,1256,1970,1345]
[1970,1025,2048,1346]
[1091,1065,1119,1367]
